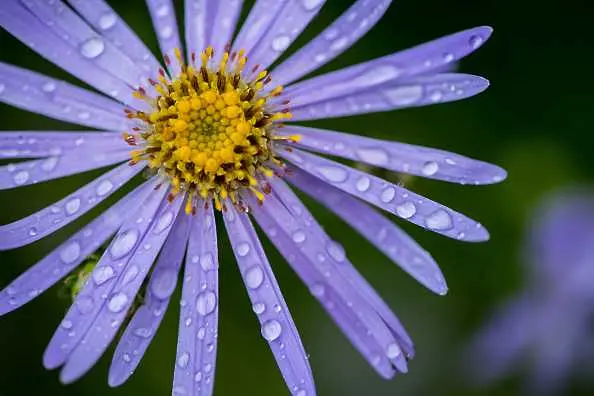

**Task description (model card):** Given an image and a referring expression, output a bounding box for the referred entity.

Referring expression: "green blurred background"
[0,0,592,395]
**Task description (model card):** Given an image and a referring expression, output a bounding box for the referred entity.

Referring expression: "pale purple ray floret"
[467,190,594,395]
[0,0,506,395]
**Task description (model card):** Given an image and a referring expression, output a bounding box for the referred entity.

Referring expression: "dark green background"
[0,0,591,395]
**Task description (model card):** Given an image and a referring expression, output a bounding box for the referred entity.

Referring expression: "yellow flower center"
[124,47,299,213]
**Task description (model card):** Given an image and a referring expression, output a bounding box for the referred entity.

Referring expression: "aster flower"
[0,0,505,394]
[467,190,594,395]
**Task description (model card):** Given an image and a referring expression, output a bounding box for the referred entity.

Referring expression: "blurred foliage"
[0,0,592,395]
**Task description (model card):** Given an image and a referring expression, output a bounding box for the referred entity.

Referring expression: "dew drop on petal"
[151,268,178,299]
[317,166,348,183]
[292,231,306,244]
[261,319,282,341]
[153,211,174,234]
[326,241,346,262]
[41,157,58,172]
[13,170,29,185]
[470,35,484,49]
[110,229,139,259]
[356,176,371,192]
[93,265,115,285]
[200,253,215,271]
[96,180,113,196]
[396,202,417,219]
[65,198,81,215]
[178,352,190,368]
[245,266,264,289]
[76,296,94,314]
[310,283,325,297]
[302,0,325,11]
[134,328,152,338]
[196,291,217,316]
[355,148,389,166]
[380,187,396,203]
[383,86,423,106]
[386,343,401,359]
[80,37,105,59]
[108,292,129,313]
[252,302,266,315]
[236,242,250,257]
[59,242,81,264]
[272,35,290,52]
[42,81,56,93]
[98,13,117,30]
[422,161,439,176]
[425,209,453,231]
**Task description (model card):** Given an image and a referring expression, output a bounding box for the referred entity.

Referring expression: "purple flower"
[0,0,505,394]
[467,189,594,395]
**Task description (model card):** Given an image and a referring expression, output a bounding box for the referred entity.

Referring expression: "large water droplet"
[355,148,389,166]
[317,166,348,183]
[425,210,453,231]
[245,266,264,289]
[61,320,73,330]
[261,319,282,341]
[356,176,371,192]
[122,265,139,285]
[159,26,173,39]
[59,242,81,264]
[396,202,416,219]
[310,283,325,297]
[108,292,129,313]
[178,352,190,368]
[93,265,115,285]
[41,157,58,172]
[42,81,56,93]
[110,229,139,259]
[470,35,484,49]
[98,13,117,30]
[151,268,178,299]
[80,37,105,59]
[352,65,400,87]
[272,35,290,51]
[96,180,113,196]
[76,296,94,314]
[386,343,401,359]
[13,170,29,185]
[236,242,250,257]
[326,241,346,262]
[65,198,81,215]
[200,253,216,271]
[156,4,169,17]
[383,86,423,106]
[422,161,439,176]
[252,302,266,315]
[380,187,396,203]
[196,291,217,316]
[154,211,174,234]
[292,231,306,244]
[302,0,325,11]
[134,327,152,338]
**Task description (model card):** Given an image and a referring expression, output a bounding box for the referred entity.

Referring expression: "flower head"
[0,0,505,394]
[467,189,594,395]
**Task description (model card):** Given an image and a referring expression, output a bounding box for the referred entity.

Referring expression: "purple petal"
[287,167,446,294]
[0,62,132,131]
[19,0,148,89]
[288,73,489,121]
[232,1,286,57]
[0,162,144,250]
[208,1,244,60]
[272,0,392,87]
[0,131,125,159]
[109,209,191,387]
[146,0,182,77]
[279,147,489,242]
[68,0,162,76]
[282,26,492,100]
[268,178,414,360]
[278,126,507,185]
[250,190,408,377]
[172,203,219,396]
[0,149,129,190]
[59,194,183,384]
[0,182,150,316]
[223,205,316,396]
[241,0,328,72]
[42,179,166,370]
[0,2,144,108]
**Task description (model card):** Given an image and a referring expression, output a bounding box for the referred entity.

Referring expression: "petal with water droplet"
[146,0,182,76]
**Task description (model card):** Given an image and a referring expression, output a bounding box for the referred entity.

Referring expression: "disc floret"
[125,47,297,212]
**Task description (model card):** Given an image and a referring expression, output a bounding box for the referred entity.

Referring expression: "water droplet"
[245,266,264,289]
[356,176,371,192]
[355,148,389,166]
[200,253,216,271]
[296,390,307,396]
[470,35,484,49]
[197,327,206,340]
[93,265,115,285]
[154,211,174,234]
[421,161,439,177]
[61,320,73,329]
[110,229,139,259]
[159,26,173,39]
[28,227,38,236]
[108,292,129,313]
[204,363,212,373]
[311,283,325,297]
[134,327,152,338]
[292,231,306,244]
[178,352,190,368]
[326,241,346,262]
[65,198,81,215]
[123,353,131,362]
[425,210,453,231]
[98,12,117,30]
[80,37,105,59]
[196,291,217,316]
[42,81,56,93]
[317,166,348,183]
[396,202,416,219]
[443,52,454,63]
[156,4,169,17]
[383,86,423,106]
[76,295,94,314]
[59,242,81,264]
[194,372,203,382]
[151,268,178,299]
[329,37,348,51]
[380,187,396,203]
[429,90,443,102]
[261,319,282,341]
[272,35,290,51]
[386,343,401,359]
[252,302,266,315]
[122,265,139,285]
[302,0,325,11]
[41,156,58,172]
[96,180,113,196]
[13,170,29,185]
[236,242,250,257]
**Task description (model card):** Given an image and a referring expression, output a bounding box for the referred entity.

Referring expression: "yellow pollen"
[125,47,293,211]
